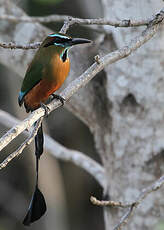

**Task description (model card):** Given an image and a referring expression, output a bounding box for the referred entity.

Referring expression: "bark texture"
[99,1,164,229]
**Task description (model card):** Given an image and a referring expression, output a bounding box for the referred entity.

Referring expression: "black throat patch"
[61,49,68,62]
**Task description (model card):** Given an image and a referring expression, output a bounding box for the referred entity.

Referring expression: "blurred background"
[0,0,104,230]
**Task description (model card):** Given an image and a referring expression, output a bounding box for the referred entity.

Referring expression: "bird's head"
[42,32,91,62]
[43,32,91,49]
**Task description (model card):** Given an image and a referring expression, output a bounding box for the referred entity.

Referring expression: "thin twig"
[0,14,68,23]
[90,175,164,230]
[0,14,150,27]
[0,41,41,49]
[90,196,132,208]
[113,175,164,230]
[94,55,101,64]
[0,7,163,156]
[0,8,163,50]
[60,17,74,34]
[0,117,43,170]
[113,205,135,230]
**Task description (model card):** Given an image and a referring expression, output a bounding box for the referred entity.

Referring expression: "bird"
[18,32,91,226]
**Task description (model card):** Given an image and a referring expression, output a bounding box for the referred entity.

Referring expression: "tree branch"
[0,110,106,187]
[59,17,74,34]
[0,10,163,152]
[0,41,41,49]
[45,135,106,188]
[0,13,150,27]
[0,7,163,50]
[90,175,164,230]
[113,175,164,230]
[0,117,43,170]
[90,196,132,208]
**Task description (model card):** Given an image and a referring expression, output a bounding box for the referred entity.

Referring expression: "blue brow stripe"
[48,34,69,39]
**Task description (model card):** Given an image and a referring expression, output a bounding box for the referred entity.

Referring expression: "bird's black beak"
[69,38,92,46]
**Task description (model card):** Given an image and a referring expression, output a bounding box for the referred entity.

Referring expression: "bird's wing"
[21,60,44,95]
[18,42,55,106]
[20,42,55,97]
[18,58,45,107]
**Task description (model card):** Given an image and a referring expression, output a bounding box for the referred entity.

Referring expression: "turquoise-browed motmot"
[18,32,91,226]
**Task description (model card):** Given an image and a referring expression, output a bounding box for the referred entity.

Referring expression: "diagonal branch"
[45,135,106,187]
[0,110,106,188]
[0,8,163,156]
[0,117,43,170]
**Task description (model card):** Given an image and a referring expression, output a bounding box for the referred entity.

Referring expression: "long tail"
[23,123,47,226]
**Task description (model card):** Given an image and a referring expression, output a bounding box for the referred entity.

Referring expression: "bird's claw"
[40,103,50,117]
[51,94,65,106]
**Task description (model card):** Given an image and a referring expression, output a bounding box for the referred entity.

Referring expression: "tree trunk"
[98,1,164,229]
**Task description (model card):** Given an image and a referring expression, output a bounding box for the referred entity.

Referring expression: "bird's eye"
[54,36,71,44]
[54,37,61,43]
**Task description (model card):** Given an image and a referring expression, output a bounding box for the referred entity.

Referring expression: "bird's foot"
[51,94,65,106]
[40,103,50,117]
